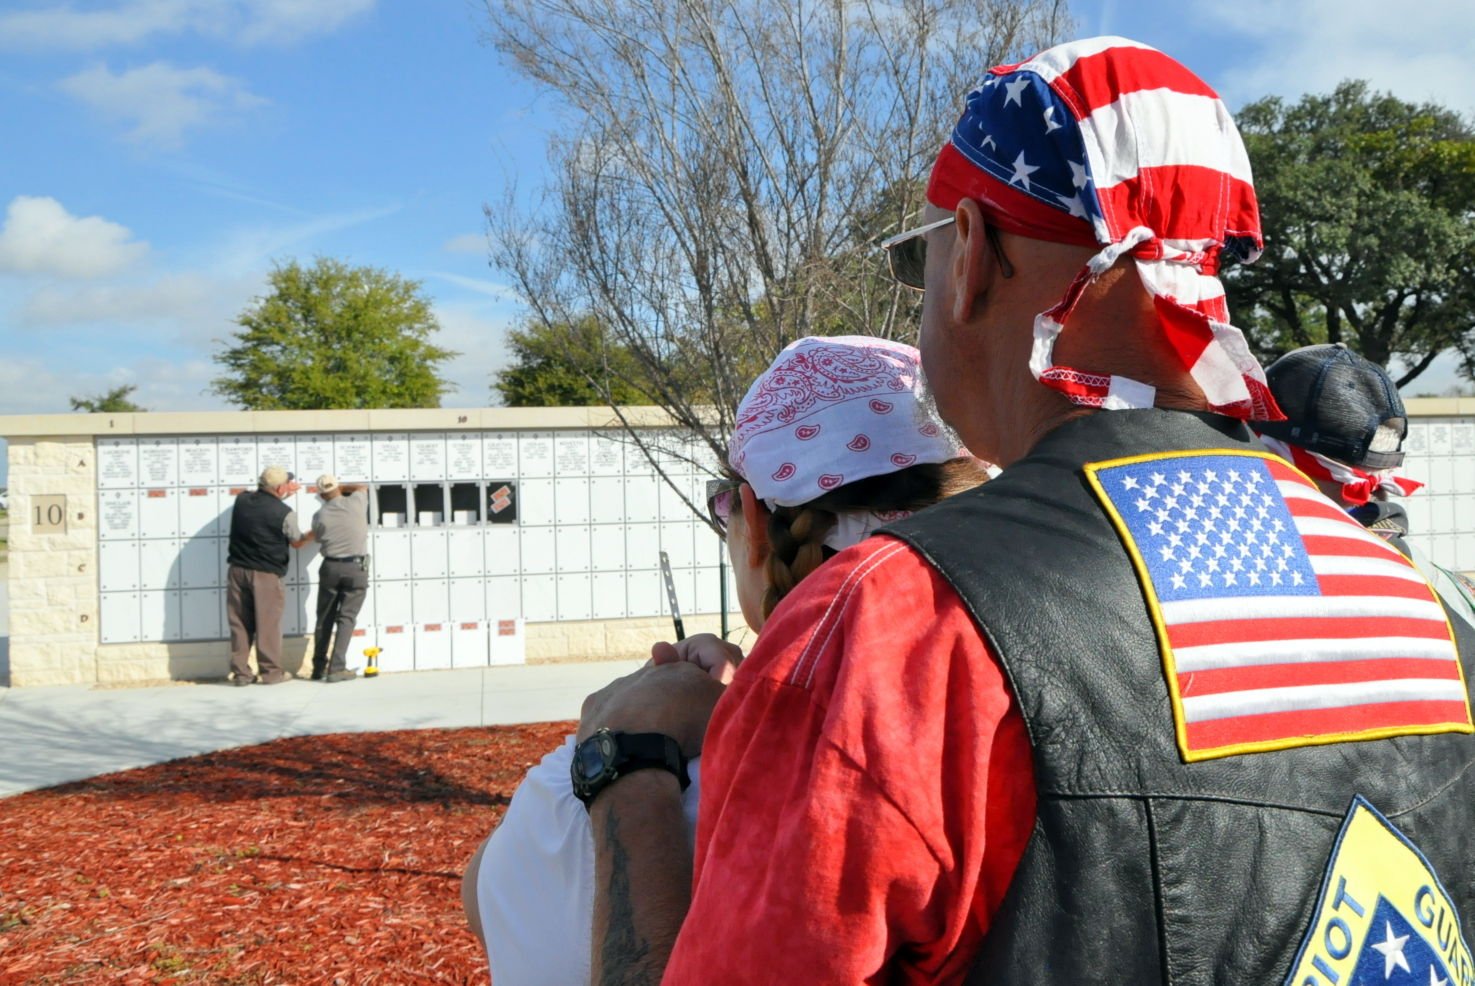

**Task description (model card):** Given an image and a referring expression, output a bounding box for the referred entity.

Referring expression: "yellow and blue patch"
[1285,796,1471,986]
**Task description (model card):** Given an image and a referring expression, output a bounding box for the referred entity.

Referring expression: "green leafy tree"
[212,258,456,409]
[1225,82,1475,386]
[69,385,146,413]
[494,317,652,406]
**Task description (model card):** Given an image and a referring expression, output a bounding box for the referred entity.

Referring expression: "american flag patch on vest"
[1085,450,1473,762]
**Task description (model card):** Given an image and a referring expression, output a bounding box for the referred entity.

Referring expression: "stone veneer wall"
[7,438,102,686]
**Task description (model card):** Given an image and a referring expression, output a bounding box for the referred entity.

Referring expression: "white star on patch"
[1430,967,1449,986]
[1003,75,1029,107]
[1371,921,1411,977]
[1122,475,1139,490]
[1068,160,1088,188]
[1009,151,1039,189]
[1042,105,1061,133]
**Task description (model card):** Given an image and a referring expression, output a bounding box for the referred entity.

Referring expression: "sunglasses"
[879,214,1014,291]
[705,477,743,536]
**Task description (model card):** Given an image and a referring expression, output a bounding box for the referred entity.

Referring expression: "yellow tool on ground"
[363,647,381,678]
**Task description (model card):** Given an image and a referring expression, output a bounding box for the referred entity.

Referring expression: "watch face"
[575,736,609,782]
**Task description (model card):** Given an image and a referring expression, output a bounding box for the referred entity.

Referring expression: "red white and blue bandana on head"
[928,36,1283,422]
[1255,432,1424,507]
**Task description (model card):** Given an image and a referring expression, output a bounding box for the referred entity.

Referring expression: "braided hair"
[758,457,988,620]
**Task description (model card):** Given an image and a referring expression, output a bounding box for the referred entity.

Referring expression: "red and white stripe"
[1165,459,1465,755]
[1256,432,1423,505]
[1012,37,1279,421]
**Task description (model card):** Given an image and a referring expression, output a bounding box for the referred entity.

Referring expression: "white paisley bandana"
[729,336,965,509]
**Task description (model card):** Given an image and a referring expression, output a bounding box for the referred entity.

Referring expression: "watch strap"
[615,732,691,790]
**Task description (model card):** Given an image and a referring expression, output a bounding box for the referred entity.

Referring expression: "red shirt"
[664,537,1037,985]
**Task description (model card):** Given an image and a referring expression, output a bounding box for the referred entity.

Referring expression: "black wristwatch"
[570,728,690,810]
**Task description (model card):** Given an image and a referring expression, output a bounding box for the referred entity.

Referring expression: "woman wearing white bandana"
[461,336,988,986]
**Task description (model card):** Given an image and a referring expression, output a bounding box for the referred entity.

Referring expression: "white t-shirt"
[475,734,703,986]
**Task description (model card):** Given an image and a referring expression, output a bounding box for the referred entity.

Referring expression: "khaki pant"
[226,565,286,681]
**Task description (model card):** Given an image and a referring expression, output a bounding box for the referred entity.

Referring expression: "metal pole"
[719,557,729,639]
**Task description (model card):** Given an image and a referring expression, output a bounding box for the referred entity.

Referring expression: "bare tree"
[482,0,1071,521]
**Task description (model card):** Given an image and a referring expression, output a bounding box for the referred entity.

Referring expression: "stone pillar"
[7,438,100,686]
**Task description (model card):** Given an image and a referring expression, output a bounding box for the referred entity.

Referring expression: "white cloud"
[0,0,375,50]
[0,195,148,279]
[213,202,404,275]
[58,61,267,149]
[442,232,488,255]
[426,271,521,303]
[16,270,255,342]
[0,357,226,415]
[432,303,516,408]
[232,0,376,45]
[1202,0,1475,114]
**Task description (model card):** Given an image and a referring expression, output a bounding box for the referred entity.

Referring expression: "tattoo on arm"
[598,809,658,986]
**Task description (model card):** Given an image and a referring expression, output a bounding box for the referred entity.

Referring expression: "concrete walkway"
[0,659,643,799]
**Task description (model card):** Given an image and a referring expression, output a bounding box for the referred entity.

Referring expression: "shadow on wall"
[157,637,313,682]
[134,502,315,681]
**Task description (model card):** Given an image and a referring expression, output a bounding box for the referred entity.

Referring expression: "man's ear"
[951,199,994,323]
[738,483,770,567]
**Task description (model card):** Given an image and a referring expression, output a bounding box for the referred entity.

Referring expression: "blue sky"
[1,0,1472,437]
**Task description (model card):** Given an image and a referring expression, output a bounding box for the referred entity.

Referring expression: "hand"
[577,662,726,757]
[649,633,744,684]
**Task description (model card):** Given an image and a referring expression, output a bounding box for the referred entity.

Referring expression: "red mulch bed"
[0,721,576,985]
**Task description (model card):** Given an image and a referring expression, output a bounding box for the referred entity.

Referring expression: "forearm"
[590,769,691,986]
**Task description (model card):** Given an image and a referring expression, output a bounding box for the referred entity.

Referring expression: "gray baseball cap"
[1253,343,1406,470]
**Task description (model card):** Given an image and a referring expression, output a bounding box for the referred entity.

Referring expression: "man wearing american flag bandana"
[575,37,1475,985]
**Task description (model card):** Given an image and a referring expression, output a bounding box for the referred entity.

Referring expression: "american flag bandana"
[1255,432,1424,507]
[927,36,1284,422]
[1085,450,1470,762]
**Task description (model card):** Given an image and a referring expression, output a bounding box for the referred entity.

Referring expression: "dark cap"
[1253,343,1407,470]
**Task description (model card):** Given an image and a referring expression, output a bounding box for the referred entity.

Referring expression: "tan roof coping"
[0,405,693,438]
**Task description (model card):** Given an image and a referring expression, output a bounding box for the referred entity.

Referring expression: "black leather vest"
[227,489,291,577]
[885,410,1475,985]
